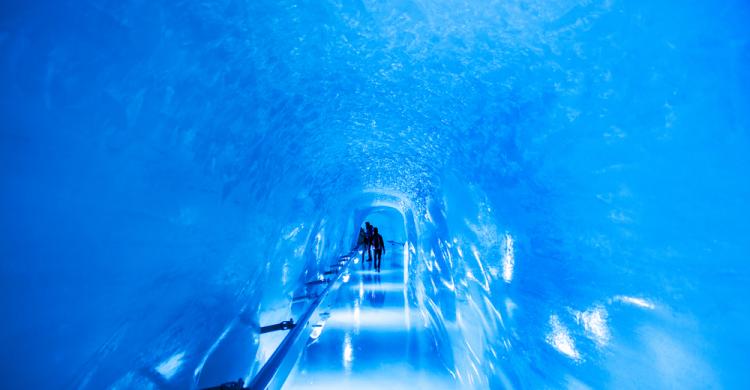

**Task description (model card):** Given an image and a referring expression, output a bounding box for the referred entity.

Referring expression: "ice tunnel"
[1,0,749,389]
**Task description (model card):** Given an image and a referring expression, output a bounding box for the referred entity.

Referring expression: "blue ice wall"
[1,0,749,388]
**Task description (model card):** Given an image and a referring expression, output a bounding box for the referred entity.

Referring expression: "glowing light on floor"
[327,308,419,330]
[349,282,405,292]
[343,333,353,371]
[284,371,457,390]
[354,301,361,330]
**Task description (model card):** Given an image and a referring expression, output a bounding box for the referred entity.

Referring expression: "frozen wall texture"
[1,0,749,388]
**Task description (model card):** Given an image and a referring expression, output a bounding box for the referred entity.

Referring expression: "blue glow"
[1,0,749,388]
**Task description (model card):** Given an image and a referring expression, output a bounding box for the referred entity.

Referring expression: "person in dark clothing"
[372,227,385,271]
[357,227,368,265]
[365,222,374,262]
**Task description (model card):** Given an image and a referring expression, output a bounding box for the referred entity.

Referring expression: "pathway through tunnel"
[283,208,454,389]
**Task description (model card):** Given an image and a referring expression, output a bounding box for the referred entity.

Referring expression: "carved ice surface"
[1,0,748,388]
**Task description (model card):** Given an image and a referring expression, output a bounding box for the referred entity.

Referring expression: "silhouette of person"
[357,227,367,265]
[372,227,385,272]
[364,222,374,262]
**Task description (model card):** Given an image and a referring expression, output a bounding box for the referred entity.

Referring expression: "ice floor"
[284,250,455,389]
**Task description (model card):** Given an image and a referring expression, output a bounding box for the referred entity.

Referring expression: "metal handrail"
[246,252,352,389]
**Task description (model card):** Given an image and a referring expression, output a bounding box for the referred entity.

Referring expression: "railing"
[203,251,355,390]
